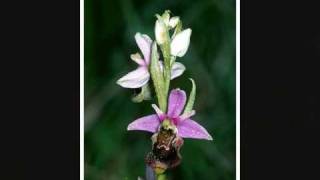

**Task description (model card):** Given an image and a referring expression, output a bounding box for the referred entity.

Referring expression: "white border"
[80,1,240,179]
[236,0,240,179]
[80,0,84,178]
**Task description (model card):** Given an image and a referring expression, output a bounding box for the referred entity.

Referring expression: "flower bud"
[170,28,192,57]
[155,19,167,45]
[168,16,180,29]
[161,10,170,26]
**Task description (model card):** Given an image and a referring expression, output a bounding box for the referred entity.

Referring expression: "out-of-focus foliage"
[85,0,235,179]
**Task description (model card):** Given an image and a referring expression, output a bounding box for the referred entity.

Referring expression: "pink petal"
[171,62,186,80]
[177,119,213,140]
[179,110,196,121]
[116,67,150,88]
[158,61,185,80]
[135,33,152,65]
[167,89,186,118]
[127,114,160,133]
[130,53,146,66]
[151,104,166,121]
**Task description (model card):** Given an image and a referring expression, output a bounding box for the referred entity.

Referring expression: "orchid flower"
[127,89,213,140]
[116,33,186,89]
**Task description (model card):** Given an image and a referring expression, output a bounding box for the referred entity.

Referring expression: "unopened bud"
[155,19,167,45]
[170,28,192,57]
[169,16,180,29]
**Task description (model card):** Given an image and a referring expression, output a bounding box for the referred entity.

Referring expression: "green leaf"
[183,78,196,114]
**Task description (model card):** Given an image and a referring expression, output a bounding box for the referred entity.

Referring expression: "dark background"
[1,0,79,179]
[85,0,235,179]
[241,0,320,180]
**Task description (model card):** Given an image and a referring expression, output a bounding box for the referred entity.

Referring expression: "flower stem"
[153,13,172,113]
[158,20,172,113]
[150,42,166,111]
[145,165,156,180]
[160,40,171,108]
[156,173,167,180]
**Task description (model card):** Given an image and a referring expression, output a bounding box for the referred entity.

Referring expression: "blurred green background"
[85,0,235,179]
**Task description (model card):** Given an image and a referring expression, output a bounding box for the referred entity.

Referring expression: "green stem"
[153,13,174,113]
[160,40,171,107]
[150,42,166,111]
[156,173,166,180]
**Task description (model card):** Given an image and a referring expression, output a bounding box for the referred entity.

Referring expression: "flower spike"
[118,10,213,175]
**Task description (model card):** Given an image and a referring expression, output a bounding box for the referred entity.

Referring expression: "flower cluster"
[117,10,212,175]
